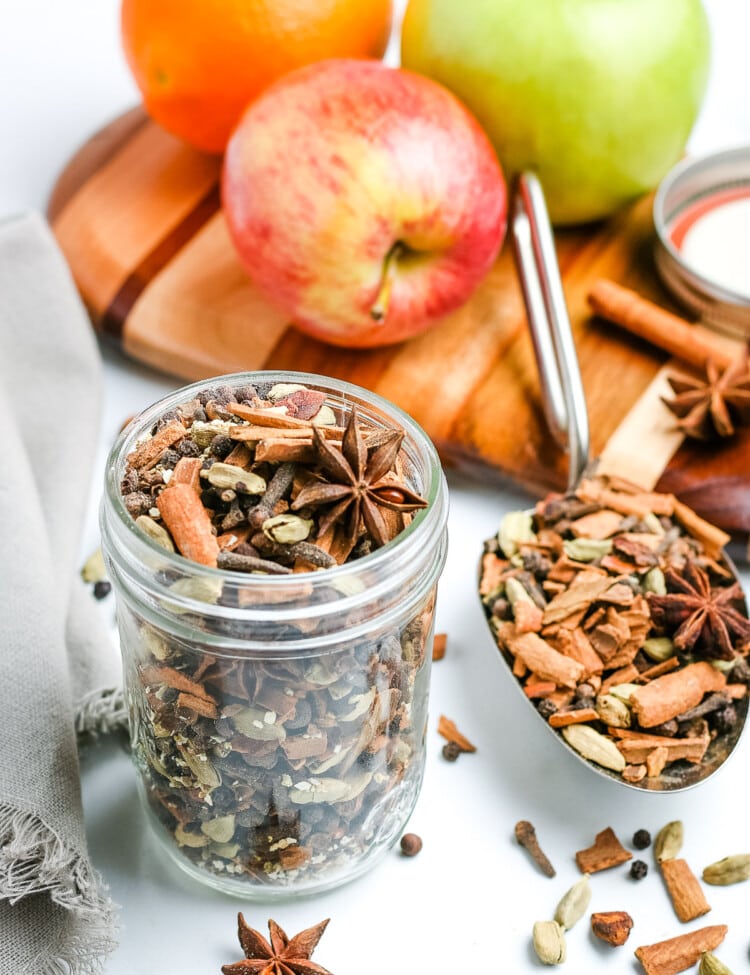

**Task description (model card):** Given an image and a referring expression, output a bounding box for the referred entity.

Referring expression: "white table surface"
[3,2,750,971]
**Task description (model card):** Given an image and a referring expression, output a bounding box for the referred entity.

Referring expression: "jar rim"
[103,370,448,607]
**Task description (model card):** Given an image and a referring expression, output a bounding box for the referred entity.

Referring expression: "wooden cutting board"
[49,108,750,541]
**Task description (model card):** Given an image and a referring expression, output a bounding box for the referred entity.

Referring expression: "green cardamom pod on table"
[702,854,750,885]
[654,820,684,861]
[532,920,566,965]
[699,951,735,975]
[554,876,591,930]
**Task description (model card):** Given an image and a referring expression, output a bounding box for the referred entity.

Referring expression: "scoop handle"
[511,172,590,492]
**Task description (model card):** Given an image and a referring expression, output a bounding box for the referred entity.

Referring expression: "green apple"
[401,0,710,225]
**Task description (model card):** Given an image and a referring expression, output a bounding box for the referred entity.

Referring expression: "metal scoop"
[480,172,749,792]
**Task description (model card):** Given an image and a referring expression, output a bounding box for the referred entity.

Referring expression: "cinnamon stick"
[634,924,727,975]
[587,279,734,371]
[156,482,219,567]
[629,662,726,728]
[660,858,711,922]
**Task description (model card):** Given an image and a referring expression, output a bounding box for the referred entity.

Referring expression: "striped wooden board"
[49,108,750,541]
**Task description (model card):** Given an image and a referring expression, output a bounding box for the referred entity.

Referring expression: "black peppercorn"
[711,704,738,735]
[93,580,112,600]
[400,833,423,857]
[209,435,234,459]
[442,741,461,762]
[633,829,651,850]
[630,859,648,880]
[536,699,558,719]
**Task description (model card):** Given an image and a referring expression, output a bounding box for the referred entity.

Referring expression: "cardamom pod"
[205,462,266,494]
[312,404,337,427]
[554,876,591,931]
[505,576,533,605]
[135,514,175,551]
[595,693,632,729]
[200,814,236,843]
[81,547,107,583]
[262,513,314,545]
[563,538,613,562]
[643,566,667,594]
[532,921,566,965]
[268,382,307,401]
[562,724,626,772]
[702,854,750,886]
[608,683,640,703]
[642,636,674,661]
[497,510,536,558]
[654,820,684,862]
[699,951,735,975]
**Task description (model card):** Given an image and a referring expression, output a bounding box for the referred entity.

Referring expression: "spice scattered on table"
[441,741,462,762]
[634,924,728,975]
[221,914,333,975]
[92,580,112,600]
[630,860,648,880]
[660,858,711,922]
[698,951,735,975]
[655,821,684,863]
[576,827,632,874]
[399,833,423,857]
[532,920,566,966]
[633,829,652,850]
[437,715,476,754]
[554,876,591,930]
[591,910,633,947]
[480,475,750,785]
[432,632,447,661]
[702,854,750,886]
[515,819,556,878]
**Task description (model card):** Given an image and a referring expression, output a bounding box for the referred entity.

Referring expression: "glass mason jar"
[100,371,448,898]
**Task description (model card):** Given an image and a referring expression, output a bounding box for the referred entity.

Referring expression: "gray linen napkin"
[0,212,123,974]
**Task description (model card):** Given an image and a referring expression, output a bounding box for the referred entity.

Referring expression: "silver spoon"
[480,171,749,792]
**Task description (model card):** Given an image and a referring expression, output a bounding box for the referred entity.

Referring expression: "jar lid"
[653,146,750,339]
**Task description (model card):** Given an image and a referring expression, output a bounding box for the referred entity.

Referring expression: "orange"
[121,0,393,153]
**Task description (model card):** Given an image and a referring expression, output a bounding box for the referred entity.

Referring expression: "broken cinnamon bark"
[635,925,728,975]
[480,475,750,785]
[660,858,712,922]
[576,827,632,874]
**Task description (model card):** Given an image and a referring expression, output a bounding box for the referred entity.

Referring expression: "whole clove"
[515,820,556,878]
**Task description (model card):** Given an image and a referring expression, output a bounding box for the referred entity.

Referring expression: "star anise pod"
[221,915,333,975]
[646,559,750,661]
[290,409,428,551]
[663,351,750,440]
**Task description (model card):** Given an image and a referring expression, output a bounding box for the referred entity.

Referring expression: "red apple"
[222,58,507,348]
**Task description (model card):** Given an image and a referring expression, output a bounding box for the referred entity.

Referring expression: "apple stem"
[371,242,404,323]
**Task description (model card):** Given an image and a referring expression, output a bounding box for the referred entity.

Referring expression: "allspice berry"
[400,833,423,857]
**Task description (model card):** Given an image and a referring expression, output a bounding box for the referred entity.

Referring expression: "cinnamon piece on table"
[437,715,476,753]
[576,827,632,874]
[432,633,447,661]
[660,858,711,922]
[634,924,727,975]
[587,279,734,371]
[156,482,220,567]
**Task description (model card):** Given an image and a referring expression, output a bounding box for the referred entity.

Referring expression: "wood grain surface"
[49,109,750,540]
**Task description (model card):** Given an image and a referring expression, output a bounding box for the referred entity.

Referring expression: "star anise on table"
[663,351,750,440]
[222,915,333,975]
[290,409,428,551]
[646,558,750,661]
